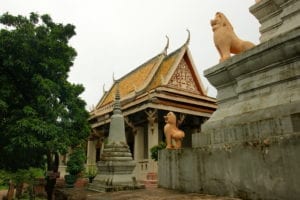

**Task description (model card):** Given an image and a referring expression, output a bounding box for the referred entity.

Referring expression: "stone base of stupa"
[88,143,144,192]
[88,175,144,192]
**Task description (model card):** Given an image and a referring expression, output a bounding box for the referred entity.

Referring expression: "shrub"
[0,170,10,189]
[85,165,97,178]
[150,142,166,161]
[66,147,86,175]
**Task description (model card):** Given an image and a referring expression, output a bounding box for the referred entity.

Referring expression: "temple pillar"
[134,126,144,161]
[148,122,158,159]
[133,126,145,181]
[141,122,158,187]
[86,139,96,167]
[148,122,158,173]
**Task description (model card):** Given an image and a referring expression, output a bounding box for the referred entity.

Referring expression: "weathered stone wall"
[158,135,300,199]
[250,0,300,43]
[158,7,300,199]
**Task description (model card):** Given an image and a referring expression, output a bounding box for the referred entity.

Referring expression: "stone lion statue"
[211,12,255,62]
[164,112,185,149]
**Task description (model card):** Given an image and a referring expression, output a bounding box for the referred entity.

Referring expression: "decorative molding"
[145,109,157,134]
[124,116,137,135]
[177,113,186,127]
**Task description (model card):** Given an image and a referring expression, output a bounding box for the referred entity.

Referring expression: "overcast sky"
[1,0,260,110]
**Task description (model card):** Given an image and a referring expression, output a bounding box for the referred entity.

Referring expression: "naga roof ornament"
[185,29,190,45]
[163,35,169,55]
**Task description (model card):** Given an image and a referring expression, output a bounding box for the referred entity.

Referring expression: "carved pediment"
[167,59,200,94]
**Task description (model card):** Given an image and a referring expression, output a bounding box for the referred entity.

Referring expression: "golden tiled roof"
[98,54,163,107]
[97,43,191,109]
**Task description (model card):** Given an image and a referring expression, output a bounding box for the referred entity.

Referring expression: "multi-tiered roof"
[90,34,216,128]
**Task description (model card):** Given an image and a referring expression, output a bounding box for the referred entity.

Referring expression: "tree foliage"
[0,12,90,171]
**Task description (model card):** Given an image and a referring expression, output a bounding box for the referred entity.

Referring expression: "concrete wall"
[159,134,300,199]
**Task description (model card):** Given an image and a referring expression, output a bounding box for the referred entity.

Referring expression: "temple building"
[87,34,217,183]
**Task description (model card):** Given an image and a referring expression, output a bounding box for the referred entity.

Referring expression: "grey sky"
[1,0,260,110]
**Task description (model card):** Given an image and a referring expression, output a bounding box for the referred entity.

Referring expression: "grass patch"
[0,185,8,190]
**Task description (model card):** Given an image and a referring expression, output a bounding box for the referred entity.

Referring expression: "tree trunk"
[6,180,15,200]
[15,182,24,199]
[45,152,59,200]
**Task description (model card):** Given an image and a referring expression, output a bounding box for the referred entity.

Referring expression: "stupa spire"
[106,80,126,144]
[88,78,139,192]
[113,80,122,114]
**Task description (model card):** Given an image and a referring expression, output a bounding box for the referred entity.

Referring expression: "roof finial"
[163,35,169,55]
[102,84,107,94]
[112,72,116,83]
[185,29,190,45]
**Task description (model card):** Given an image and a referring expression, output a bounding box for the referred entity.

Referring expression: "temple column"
[133,126,145,181]
[86,139,96,167]
[134,126,144,161]
[148,122,158,172]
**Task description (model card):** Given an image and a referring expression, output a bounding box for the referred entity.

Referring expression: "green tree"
[0,12,90,199]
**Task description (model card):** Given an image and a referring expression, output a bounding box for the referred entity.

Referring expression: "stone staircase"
[143,172,158,188]
[87,180,107,192]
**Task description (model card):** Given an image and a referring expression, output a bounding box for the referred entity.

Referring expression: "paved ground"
[0,187,242,200]
[86,188,241,200]
[0,190,7,199]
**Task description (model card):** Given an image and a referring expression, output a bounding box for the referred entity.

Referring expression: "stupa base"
[88,174,145,192]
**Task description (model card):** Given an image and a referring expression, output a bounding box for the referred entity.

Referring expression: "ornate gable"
[167,59,200,94]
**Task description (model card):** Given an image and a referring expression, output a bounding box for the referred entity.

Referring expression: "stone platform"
[88,143,140,192]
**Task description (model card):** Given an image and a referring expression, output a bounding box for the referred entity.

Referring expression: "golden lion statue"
[211,12,255,62]
[164,112,185,149]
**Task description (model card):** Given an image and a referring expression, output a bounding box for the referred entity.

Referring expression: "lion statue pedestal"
[164,112,185,149]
